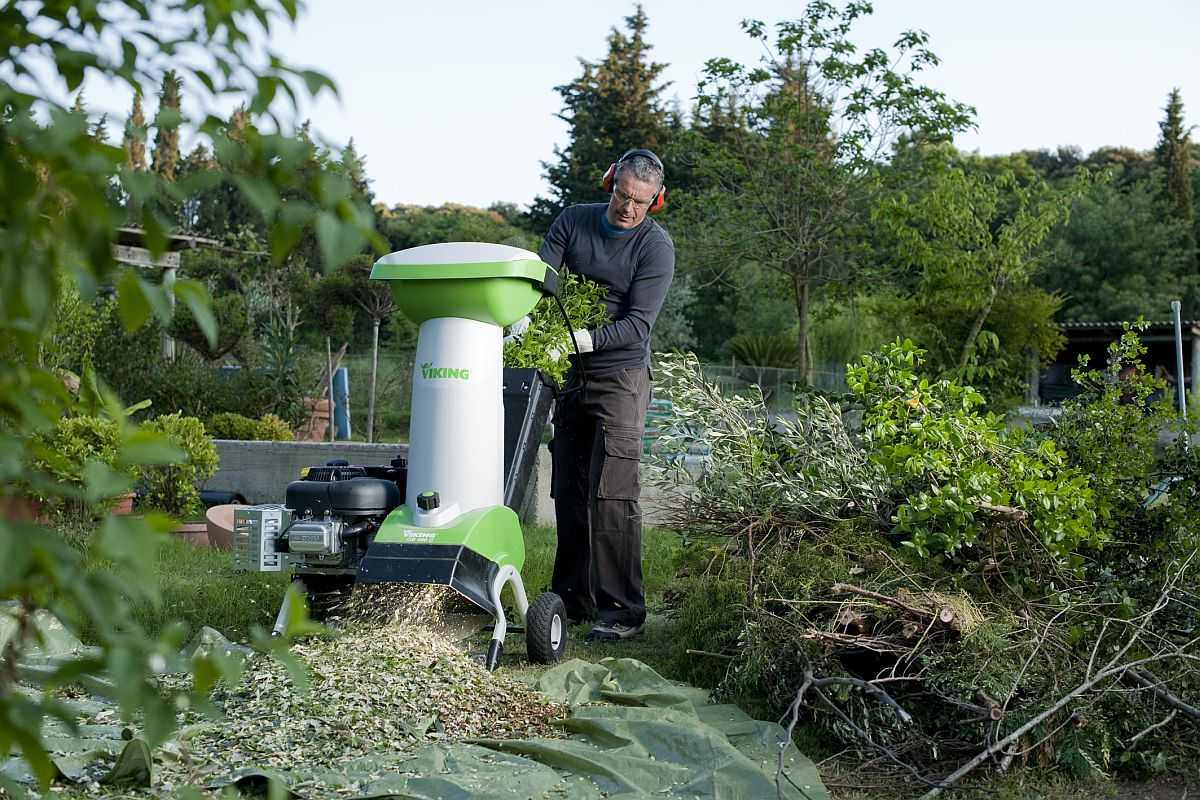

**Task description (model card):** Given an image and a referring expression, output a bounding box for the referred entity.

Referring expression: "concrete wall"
[206,439,689,527]
[204,440,409,504]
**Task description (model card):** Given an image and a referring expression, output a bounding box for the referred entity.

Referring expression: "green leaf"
[100,738,152,786]
[82,460,133,503]
[316,211,365,270]
[118,430,186,467]
[115,271,151,332]
[298,69,337,99]
[234,176,281,218]
[174,279,216,348]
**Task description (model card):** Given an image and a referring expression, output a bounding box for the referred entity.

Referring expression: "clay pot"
[0,495,45,523]
[204,504,241,550]
[173,522,210,547]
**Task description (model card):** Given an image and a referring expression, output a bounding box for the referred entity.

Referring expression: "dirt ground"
[1111,776,1197,800]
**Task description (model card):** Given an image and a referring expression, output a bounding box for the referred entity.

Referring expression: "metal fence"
[308,349,847,440]
[682,362,848,406]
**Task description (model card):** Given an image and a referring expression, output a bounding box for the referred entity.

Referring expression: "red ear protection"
[601,149,667,214]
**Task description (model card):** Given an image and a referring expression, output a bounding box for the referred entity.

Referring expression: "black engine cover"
[286,477,401,519]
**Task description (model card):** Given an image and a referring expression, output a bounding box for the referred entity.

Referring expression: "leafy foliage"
[725,334,799,368]
[28,415,138,515]
[1051,323,1200,607]
[138,414,219,518]
[0,0,354,784]
[869,144,1083,405]
[502,272,610,386]
[529,5,670,231]
[849,340,1098,563]
[1039,167,1200,321]
[669,2,975,377]
[659,336,1200,782]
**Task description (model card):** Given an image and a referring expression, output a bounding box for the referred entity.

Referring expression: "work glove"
[503,315,532,344]
[569,329,594,354]
[548,330,595,362]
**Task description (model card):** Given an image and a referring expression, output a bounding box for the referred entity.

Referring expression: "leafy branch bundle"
[656,333,1200,789]
[502,272,609,386]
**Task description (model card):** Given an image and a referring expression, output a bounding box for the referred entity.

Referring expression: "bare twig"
[977,501,1029,521]
[831,583,931,619]
[920,567,1191,800]
[1128,711,1177,746]
[1125,668,1200,721]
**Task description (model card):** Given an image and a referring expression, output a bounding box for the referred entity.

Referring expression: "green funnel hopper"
[370,242,558,326]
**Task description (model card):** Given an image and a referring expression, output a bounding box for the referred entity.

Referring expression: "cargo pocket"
[597,425,642,500]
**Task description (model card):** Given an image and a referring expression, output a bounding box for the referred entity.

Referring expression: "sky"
[64,0,1200,210]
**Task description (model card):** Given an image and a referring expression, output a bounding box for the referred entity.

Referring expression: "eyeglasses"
[611,187,657,209]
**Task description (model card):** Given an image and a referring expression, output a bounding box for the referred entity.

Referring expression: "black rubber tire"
[526,592,568,664]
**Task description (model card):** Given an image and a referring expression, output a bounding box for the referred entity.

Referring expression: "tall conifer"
[529,5,669,230]
[1155,89,1196,259]
[123,92,147,171]
[151,70,183,180]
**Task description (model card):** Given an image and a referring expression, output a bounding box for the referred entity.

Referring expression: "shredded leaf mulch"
[157,623,563,790]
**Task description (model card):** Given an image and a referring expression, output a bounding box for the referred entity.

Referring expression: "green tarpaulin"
[2,618,829,799]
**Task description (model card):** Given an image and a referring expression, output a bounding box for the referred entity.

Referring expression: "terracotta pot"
[173,522,209,547]
[0,495,44,523]
[205,504,241,550]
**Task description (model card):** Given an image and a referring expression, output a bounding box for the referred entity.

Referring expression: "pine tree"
[151,70,183,180]
[528,5,669,231]
[340,137,374,205]
[178,143,214,231]
[123,92,147,171]
[1155,88,1195,226]
[91,114,109,144]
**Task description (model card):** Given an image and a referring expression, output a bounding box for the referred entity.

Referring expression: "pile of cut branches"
[656,330,1200,793]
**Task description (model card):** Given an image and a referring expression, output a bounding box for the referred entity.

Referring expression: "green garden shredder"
[358,242,566,669]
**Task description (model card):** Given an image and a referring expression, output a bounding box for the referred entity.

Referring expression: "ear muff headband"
[601,149,666,213]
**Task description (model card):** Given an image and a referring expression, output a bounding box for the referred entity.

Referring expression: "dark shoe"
[585,621,645,642]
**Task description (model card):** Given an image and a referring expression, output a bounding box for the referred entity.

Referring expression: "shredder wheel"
[526,592,567,664]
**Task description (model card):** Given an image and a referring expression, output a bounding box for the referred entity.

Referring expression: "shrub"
[206,412,293,441]
[138,413,219,518]
[28,415,138,515]
[848,339,1099,567]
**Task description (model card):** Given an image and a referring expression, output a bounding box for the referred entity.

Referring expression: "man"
[538,149,675,642]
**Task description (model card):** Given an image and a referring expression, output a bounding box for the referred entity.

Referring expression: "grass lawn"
[500,524,683,678]
[108,535,294,642]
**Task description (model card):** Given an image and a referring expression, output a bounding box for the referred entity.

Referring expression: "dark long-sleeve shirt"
[538,203,675,374]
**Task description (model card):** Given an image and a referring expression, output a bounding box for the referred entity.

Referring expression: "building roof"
[1056,318,1200,343]
[1057,320,1200,329]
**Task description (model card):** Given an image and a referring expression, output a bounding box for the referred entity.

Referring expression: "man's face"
[606,171,660,230]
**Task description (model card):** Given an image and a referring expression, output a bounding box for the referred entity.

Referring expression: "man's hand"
[569,329,594,354]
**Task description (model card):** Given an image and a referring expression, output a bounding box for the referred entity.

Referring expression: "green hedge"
[206,412,293,441]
